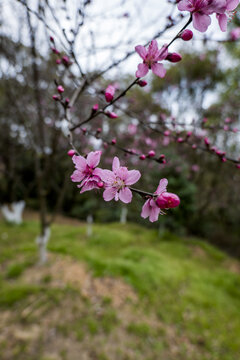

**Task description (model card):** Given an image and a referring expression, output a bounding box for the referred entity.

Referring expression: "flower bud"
[57,85,64,93]
[92,103,99,112]
[139,154,146,160]
[68,149,75,157]
[97,181,104,188]
[106,111,118,119]
[105,85,115,102]
[156,192,180,209]
[166,53,182,63]
[137,80,148,87]
[111,138,116,145]
[52,94,59,101]
[148,150,155,157]
[180,29,193,41]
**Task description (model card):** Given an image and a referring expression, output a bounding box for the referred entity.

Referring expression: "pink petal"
[149,206,161,222]
[70,170,85,183]
[87,151,101,168]
[151,63,166,78]
[136,63,149,78]
[93,167,103,178]
[72,155,87,171]
[103,187,117,201]
[112,157,120,172]
[148,40,158,58]
[177,0,194,11]
[100,169,116,184]
[116,166,128,181]
[80,181,98,193]
[155,178,168,195]
[193,13,211,33]
[226,0,239,11]
[216,13,227,32]
[125,170,141,186]
[135,45,147,60]
[119,187,132,203]
[157,45,168,61]
[141,199,151,219]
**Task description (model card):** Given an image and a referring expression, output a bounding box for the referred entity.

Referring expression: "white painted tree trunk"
[1,201,25,224]
[120,206,128,224]
[87,215,93,237]
[35,227,51,265]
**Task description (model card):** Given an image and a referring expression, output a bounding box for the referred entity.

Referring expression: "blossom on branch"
[135,40,168,78]
[177,0,240,32]
[141,179,180,222]
[71,151,103,193]
[101,157,141,204]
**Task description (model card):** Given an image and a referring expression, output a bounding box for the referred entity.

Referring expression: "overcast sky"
[1,0,227,77]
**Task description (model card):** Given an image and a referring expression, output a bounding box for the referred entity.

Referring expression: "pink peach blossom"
[101,157,141,204]
[71,151,103,193]
[135,40,168,78]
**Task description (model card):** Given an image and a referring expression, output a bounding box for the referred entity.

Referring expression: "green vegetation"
[0,220,240,360]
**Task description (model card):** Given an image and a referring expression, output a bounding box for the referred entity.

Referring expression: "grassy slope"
[0,220,240,360]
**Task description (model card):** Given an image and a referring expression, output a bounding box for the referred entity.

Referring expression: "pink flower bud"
[221,157,227,162]
[52,94,59,101]
[65,98,70,104]
[56,59,61,64]
[97,127,102,133]
[62,55,70,66]
[204,137,210,146]
[103,142,108,149]
[233,128,238,133]
[166,53,182,63]
[82,128,87,134]
[180,29,193,41]
[105,85,115,102]
[225,117,231,123]
[92,103,99,112]
[137,80,148,87]
[106,111,118,119]
[68,149,75,157]
[57,85,64,93]
[139,154,146,160]
[148,150,155,157]
[156,193,180,209]
[223,125,229,131]
[192,144,197,149]
[164,130,170,136]
[202,118,208,124]
[177,137,184,143]
[52,47,60,55]
[236,164,240,169]
[97,181,104,188]
[111,138,116,145]
[50,36,54,42]
[187,131,192,137]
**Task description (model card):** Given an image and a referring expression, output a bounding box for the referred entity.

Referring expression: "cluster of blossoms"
[70,151,180,222]
[177,0,240,32]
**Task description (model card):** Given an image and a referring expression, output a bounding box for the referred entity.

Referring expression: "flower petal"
[125,170,141,185]
[155,178,168,195]
[103,187,117,201]
[141,199,151,219]
[193,13,211,33]
[70,170,85,183]
[135,45,147,60]
[216,13,228,32]
[112,157,120,172]
[151,63,166,78]
[80,181,98,193]
[149,206,161,222]
[87,151,102,168]
[72,155,87,170]
[100,169,116,184]
[119,187,132,203]
[136,63,149,78]
[226,0,239,11]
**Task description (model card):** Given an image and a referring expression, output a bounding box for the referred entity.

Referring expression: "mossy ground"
[0,220,240,360]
